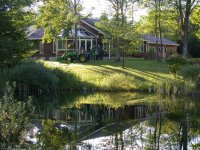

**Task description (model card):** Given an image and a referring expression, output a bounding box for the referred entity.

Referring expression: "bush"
[132,50,144,57]
[169,63,182,76]
[166,56,188,76]
[166,55,188,66]
[0,83,34,149]
[179,65,200,81]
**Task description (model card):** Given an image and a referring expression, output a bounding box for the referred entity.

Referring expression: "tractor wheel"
[79,55,86,62]
[67,57,73,63]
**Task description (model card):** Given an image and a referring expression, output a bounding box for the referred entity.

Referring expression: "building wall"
[145,43,178,59]
[33,40,56,60]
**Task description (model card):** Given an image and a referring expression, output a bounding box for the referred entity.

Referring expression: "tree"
[0,0,34,66]
[37,119,74,149]
[172,0,200,57]
[136,6,179,41]
[37,0,82,43]
[96,0,140,63]
[0,82,34,149]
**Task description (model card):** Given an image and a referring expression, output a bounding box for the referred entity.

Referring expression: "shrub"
[0,83,34,149]
[179,65,200,81]
[169,63,182,76]
[166,56,188,76]
[195,77,200,90]
[132,50,144,57]
[166,55,188,66]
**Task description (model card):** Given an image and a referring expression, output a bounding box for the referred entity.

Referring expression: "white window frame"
[53,42,56,53]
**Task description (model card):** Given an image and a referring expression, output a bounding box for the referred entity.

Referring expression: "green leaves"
[37,0,82,42]
[0,0,34,66]
[0,82,34,149]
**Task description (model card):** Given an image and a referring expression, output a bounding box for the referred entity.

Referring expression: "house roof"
[27,24,98,40]
[144,35,179,46]
[28,27,44,40]
[81,18,104,35]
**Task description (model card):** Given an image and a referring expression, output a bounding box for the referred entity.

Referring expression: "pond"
[29,92,200,150]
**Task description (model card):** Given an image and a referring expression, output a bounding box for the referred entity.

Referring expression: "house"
[28,18,104,60]
[141,35,179,59]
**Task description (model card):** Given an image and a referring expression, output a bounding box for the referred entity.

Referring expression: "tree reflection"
[37,119,75,149]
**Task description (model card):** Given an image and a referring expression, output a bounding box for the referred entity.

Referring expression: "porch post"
[56,39,58,59]
[91,39,93,49]
[79,38,81,50]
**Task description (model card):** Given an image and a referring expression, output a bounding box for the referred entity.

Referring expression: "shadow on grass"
[84,58,169,73]
[100,66,147,82]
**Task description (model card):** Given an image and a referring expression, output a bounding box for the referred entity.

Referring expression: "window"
[158,47,161,52]
[67,40,75,49]
[57,40,67,50]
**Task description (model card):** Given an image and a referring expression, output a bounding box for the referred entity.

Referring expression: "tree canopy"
[36,0,82,43]
[0,0,34,66]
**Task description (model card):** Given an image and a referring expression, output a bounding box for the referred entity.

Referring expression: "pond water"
[30,92,200,150]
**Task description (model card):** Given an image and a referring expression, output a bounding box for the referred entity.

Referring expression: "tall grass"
[0,61,59,95]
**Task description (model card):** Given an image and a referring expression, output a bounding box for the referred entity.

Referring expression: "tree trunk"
[176,0,193,57]
[155,0,159,60]
[158,0,163,59]
[182,0,191,57]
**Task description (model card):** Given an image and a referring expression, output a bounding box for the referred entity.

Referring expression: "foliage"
[37,119,74,149]
[0,0,34,66]
[166,56,188,66]
[0,61,59,94]
[179,65,200,81]
[136,8,179,42]
[166,56,188,76]
[0,82,34,149]
[96,2,141,62]
[168,63,181,76]
[37,0,82,42]
[188,34,200,57]
[131,50,144,57]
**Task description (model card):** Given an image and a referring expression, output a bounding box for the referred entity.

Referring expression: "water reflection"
[30,92,200,149]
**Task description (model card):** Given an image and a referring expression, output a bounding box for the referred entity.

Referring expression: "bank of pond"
[0,59,200,96]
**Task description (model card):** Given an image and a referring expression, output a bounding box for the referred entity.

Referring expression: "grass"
[42,58,177,92]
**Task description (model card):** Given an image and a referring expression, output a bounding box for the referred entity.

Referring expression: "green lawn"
[43,58,176,91]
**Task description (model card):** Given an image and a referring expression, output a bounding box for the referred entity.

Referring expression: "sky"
[33,0,147,22]
[80,0,147,21]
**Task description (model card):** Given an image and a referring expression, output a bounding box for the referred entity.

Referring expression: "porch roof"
[144,35,179,46]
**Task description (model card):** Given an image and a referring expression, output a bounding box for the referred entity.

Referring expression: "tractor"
[57,46,105,63]
[57,50,88,63]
